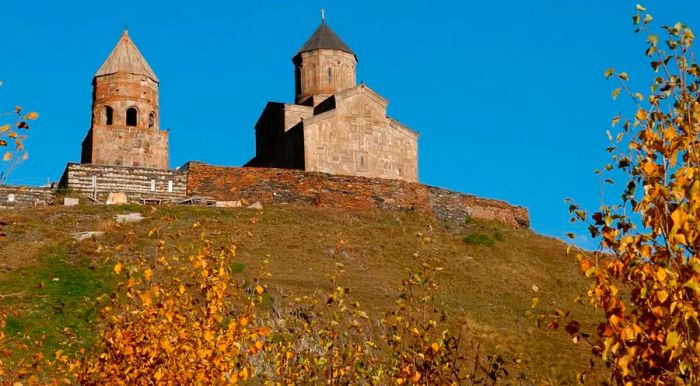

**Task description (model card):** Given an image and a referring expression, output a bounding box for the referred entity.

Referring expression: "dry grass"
[0,204,601,383]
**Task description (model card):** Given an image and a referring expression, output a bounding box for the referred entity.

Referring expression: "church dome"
[296,21,356,59]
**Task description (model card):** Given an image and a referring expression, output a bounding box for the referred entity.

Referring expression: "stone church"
[31,20,527,228]
[80,30,169,170]
[246,19,419,182]
[76,19,418,182]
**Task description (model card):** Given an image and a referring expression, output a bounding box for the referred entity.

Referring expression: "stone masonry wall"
[186,162,529,228]
[0,185,55,206]
[87,126,169,169]
[60,162,186,201]
[303,86,418,182]
[294,49,357,106]
[428,187,530,228]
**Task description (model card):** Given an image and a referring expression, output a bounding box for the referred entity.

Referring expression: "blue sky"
[0,1,694,245]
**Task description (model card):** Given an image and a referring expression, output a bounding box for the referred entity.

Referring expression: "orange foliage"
[66,241,263,384]
[38,234,515,384]
[0,104,35,186]
[551,5,700,385]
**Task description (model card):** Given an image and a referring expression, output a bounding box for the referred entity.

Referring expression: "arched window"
[104,106,113,125]
[328,67,332,86]
[148,112,155,128]
[126,107,137,126]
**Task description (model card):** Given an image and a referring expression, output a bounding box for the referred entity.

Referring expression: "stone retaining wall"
[59,162,187,201]
[185,162,530,228]
[0,185,55,206]
[427,187,530,227]
[9,162,530,228]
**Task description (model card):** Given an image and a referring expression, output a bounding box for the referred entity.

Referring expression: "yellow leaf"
[431,342,440,353]
[683,280,700,294]
[204,330,214,343]
[114,262,123,274]
[412,371,421,382]
[255,285,264,295]
[0,124,8,132]
[663,126,676,140]
[635,109,648,121]
[664,331,680,353]
[144,268,153,282]
[23,111,39,120]
[139,291,152,307]
[657,290,669,303]
[238,368,249,381]
[2,152,10,161]
[612,88,621,100]
[656,267,667,283]
[642,161,656,176]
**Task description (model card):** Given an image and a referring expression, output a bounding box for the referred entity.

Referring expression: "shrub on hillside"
[41,234,518,384]
[463,233,496,247]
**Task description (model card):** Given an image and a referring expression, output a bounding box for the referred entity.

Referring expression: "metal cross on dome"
[321,8,326,22]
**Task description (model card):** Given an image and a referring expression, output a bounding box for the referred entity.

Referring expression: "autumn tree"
[59,226,514,384]
[0,87,36,240]
[0,85,37,380]
[0,98,35,185]
[561,5,700,385]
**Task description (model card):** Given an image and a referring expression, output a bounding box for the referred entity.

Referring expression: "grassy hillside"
[0,204,601,383]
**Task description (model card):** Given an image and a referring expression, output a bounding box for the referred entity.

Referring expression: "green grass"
[463,232,496,247]
[0,243,115,355]
[0,204,600,383]
[232,262,247,273]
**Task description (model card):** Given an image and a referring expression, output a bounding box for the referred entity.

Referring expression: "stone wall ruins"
[186,162,529,228]
[6,162,529,229]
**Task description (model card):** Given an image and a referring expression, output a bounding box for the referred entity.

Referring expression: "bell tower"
[81,30,169,169]
[293,13,357,106]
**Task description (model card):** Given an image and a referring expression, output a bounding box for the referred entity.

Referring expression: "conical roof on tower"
[95,30,159,82]
[296,21,356,58]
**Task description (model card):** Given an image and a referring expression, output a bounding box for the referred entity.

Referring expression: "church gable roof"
[297,21,355,57]
[334,83,388,107]
[95,30,159,82]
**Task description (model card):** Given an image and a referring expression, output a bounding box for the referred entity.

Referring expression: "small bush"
[463,233,495,247]
[232,261,246,273]
[493,230,505,241]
